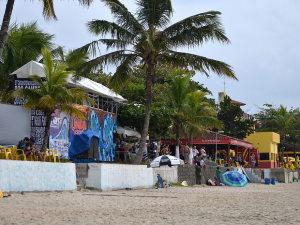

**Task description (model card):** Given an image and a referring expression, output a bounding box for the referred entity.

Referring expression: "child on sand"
[216,166,222,186]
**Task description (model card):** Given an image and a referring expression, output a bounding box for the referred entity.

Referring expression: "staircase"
[244,168,264,183]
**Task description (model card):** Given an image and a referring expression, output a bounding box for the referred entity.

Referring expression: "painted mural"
[49,110,70,158]
[88,109,117,162]
[48,105,117,161]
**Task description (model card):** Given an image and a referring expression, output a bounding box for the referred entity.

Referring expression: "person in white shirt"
[193,146,199,162]
[200,157,207,171]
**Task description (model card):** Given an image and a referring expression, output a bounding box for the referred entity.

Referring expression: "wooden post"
[228,144,231,167]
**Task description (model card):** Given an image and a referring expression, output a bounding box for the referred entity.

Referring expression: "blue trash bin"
[271,178,276,185]
[265,178,270,185]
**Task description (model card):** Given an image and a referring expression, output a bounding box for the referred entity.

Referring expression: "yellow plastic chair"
[46,149,60,163]
[11,146,27,161]
[217,159,224,165]
[0,146,11,159]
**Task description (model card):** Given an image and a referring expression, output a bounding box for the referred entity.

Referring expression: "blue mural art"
[102,113,117,161]
[90,110,117,162]
[49,107,117,161]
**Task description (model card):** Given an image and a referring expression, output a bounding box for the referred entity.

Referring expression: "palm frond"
[101,0,144,33]
[136,0,173,29]
[99,39,133,51]
[109,54,139,92]
[41,0,57,20]
[161,52,237,79]
[77,51,140,76]
[86,20,136,41]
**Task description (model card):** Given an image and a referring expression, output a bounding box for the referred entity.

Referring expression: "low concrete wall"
[152,166,178,185]
[76,163,154,191]
[0,160,76,192]
[254,168,299,183]
[178,164,196,186]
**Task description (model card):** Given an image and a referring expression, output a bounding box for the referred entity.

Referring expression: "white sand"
[1,183,300,225]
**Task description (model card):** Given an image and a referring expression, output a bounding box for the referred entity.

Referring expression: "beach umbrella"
[221,171,248,187]
[149,155,184,168]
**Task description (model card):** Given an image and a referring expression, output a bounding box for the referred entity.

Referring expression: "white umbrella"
[149,154,184,168]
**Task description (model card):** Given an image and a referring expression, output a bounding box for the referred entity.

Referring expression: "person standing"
[216,166,222,186]
[193,146,199,164]
[183,143,190,164]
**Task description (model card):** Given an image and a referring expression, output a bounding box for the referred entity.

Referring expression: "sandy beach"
[1,182,300,225]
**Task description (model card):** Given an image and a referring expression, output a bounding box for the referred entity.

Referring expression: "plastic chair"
[0,146,12,159]
[46,149,60,162]
[11,146,27,161]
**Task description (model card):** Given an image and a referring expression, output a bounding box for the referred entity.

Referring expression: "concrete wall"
[76,163,154,191]
[253,168,299,183]
[152,166,178,185]
[0,160,76,192]
[178,164,196,186]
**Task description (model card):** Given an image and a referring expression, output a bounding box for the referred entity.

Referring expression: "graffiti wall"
[49,105,117,161]
[49,110,70,158]
[87,109,117,162]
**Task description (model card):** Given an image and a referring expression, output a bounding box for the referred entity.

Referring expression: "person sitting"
[29,138,46,162]
[200,157,207,171]
[17,137,34,160]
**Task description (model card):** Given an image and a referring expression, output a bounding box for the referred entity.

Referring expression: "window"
[260,153,269,160]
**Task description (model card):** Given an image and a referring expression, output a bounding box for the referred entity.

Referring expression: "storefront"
[161,131,253,165]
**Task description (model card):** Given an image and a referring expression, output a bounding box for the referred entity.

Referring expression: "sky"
[1,0,300,115]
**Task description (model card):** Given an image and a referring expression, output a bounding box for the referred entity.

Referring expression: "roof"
[67,76,126,102]
[231,100,246,106]
[9,60,45,79]
[9,61,126,103]
[162,131,253,148]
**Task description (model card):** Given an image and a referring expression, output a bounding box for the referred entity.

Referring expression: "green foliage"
[117,102,173,138]
[0,22,55,98]
[217,96,254,139]
[9,46,93,152]
[167,70,221,148]
[255,104,300,143]
[78,0,236,164]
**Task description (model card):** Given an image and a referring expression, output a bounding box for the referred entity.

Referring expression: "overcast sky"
[1,0,300,115]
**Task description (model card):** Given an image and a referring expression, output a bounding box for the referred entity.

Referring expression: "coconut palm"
[0,22,55,99]
[0,0,93,59]
[183,91,222,164]
[77,0,237,164]
[10,46,93,152]
[270,105,299,159]
[167,71,221,161]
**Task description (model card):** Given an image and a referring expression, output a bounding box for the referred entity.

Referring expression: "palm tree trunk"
[41,111,52,152]
[175,125,180,158]
[0,0,15,59]
[294,142,296,160]
[131,63,153,164]
[156,137,161,157]
[188,133,193,164]
[281,133,286,161]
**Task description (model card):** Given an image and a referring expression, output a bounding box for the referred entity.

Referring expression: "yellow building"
[244,132,280,168]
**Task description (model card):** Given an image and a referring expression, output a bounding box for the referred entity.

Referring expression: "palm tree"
[0,22,55,100]
[167,71,221,161]
[167,69,193,158]
[271,105,298,160]
[77,0,237,164]
[0,0,93,59]
[10,46,93,152]
[184,91,222,164]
